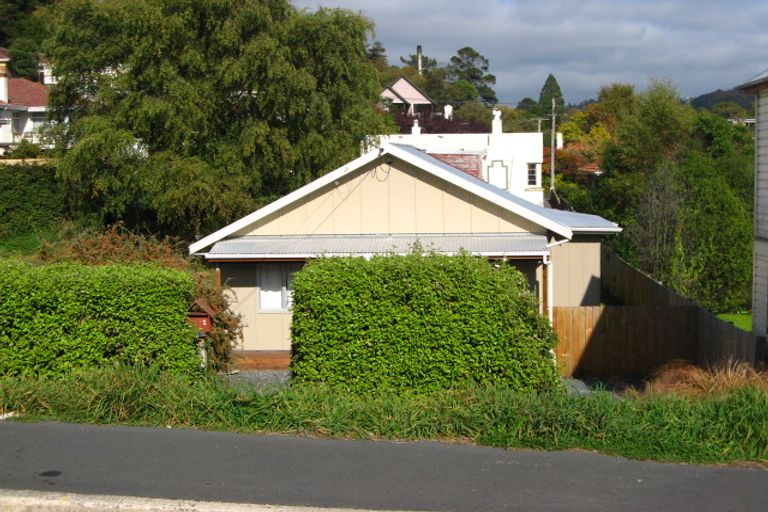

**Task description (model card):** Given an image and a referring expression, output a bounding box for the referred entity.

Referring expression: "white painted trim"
[388,144,574,239]
[188,143,600,254]
[189,150,382,254]
[569,227,623,234]
[200,251,551,260]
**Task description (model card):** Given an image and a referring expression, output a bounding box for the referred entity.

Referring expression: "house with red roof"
[0,47,50,154]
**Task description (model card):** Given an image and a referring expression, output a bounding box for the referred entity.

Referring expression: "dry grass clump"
[644,359,768,396]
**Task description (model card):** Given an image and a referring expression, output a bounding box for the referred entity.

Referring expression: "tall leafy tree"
[448,47,497,105]
[45,0,391,237]
[1,0,55,80]
[536,73,565,117]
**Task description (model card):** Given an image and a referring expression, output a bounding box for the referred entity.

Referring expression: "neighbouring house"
[380,76,436,116]
[189,111,621,356]
[738,73,768,337]
[0,47,51,154]
[381,109,545,206]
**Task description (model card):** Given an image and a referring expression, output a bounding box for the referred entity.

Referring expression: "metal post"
[550,98,556,192]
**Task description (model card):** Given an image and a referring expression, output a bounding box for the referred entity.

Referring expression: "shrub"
[291,252,559,393]
[0,260,199,377]
[4,139,43,159]
[0,163,65,241]
[38,226,241,370]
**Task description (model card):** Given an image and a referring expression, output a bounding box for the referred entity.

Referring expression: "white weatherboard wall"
[754,89,768,336]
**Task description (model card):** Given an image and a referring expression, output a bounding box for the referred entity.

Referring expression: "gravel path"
[222,370,291,390]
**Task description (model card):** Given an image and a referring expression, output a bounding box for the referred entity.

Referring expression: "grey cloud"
[293,0,768,102]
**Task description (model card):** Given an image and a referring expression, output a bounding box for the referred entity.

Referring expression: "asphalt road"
[1,421,766,511]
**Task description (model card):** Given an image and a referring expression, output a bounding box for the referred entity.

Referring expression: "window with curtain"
[257,262,303,311]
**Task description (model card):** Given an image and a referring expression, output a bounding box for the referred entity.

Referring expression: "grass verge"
[2,365,767,466]
[717,312,752,332]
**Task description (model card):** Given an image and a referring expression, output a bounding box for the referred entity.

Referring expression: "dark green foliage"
[290,253,559,393]
[3,366,768,465]
[38,227,241,370]
[537,73,565,117]
[690,88,754,115]
[558,81,754,312]
[0,163,65,241]
[448,47,497,105]
[45,0,391,237]
[0,261,199,377]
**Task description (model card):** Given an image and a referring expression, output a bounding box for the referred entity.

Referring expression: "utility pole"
[534,117,547,132]
[550,97,556,192]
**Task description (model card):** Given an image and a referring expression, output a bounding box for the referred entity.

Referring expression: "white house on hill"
[0,47,51,154]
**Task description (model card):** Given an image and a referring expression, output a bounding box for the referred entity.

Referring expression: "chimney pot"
[492,108,502,134]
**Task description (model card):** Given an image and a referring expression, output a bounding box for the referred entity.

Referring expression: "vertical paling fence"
[552,247,758,379]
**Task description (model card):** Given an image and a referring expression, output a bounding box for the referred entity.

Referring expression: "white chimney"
[491,108,502,134]
[412,119,421,135]
[444,104,453,120]
[0,61,8,103]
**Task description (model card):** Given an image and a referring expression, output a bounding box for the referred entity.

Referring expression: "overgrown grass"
[2,365,767,466]
[717,312,752,332]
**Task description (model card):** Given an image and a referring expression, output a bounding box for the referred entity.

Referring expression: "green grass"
[717,312,752,332]
[2,365,767,466]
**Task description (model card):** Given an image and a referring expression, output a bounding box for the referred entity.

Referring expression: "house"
[380,76,436,116]
[0,47,51,154]
[738,73,768,337]
[189,112,621,356]
[380,109,545,206]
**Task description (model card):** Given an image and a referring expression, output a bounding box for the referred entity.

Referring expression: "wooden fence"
[554,306,755,378]
[552,247,759,378]
[601,246,695,306]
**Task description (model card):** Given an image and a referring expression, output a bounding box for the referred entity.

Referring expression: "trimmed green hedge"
[291,252,559,393]
[0,163,65,240]
[0,260,199,377]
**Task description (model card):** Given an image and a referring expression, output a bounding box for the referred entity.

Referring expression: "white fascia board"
[385,144,574,239]
[199,251,549,260]
[26,106,47,113]
[191,142,577,254]
[188,150,382,254]
[571,226,623,234]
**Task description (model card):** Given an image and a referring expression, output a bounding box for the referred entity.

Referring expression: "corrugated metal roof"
[206,233,549,259]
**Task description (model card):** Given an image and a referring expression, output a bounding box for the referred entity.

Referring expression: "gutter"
[198,251,551,261]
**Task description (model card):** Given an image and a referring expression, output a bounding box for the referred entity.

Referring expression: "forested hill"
[690,88,754,115]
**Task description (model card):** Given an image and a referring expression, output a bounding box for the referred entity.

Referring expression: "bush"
[0,163,65,241]
[290,252,559,393]
[0,260,199,377]
[4,139,43,159]
[39,226,241,370]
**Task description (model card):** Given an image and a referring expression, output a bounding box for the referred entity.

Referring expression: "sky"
[292,0,768,105]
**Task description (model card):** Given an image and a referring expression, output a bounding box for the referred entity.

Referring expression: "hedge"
[290,252,560,393]
[0,260,199,377]
[0,163,65,240]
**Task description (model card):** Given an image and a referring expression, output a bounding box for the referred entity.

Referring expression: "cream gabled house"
[189,119,620,354]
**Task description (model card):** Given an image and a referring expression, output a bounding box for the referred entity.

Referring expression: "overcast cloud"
[292,0,768,104]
